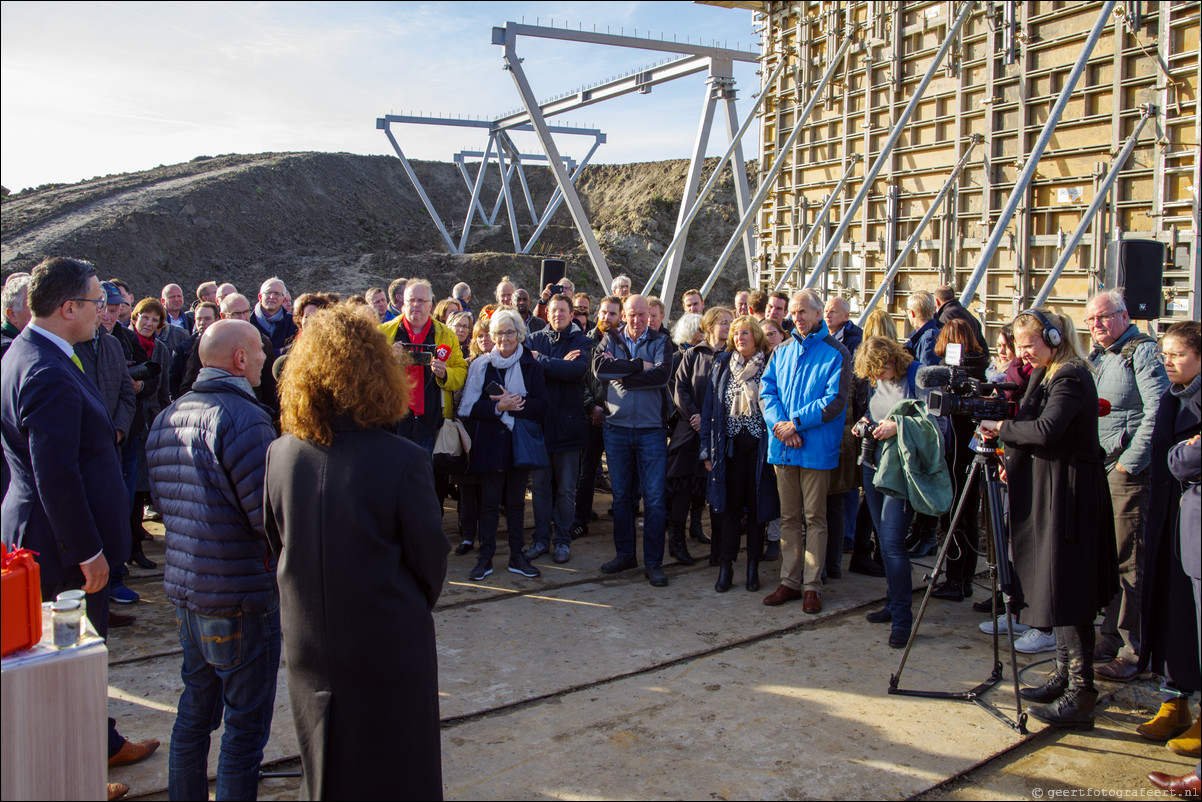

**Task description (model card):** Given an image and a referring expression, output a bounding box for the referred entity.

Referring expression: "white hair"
[3,274,31,312]
[259,276,287,296]
[791,289,823,314]
[672,313,702,346]
[611,274,632,293]
[1087,288,1127,313]
[452,281,471,302]
[488,308,527,343]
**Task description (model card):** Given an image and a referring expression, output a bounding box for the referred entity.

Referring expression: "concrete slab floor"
[106,509,1194,800]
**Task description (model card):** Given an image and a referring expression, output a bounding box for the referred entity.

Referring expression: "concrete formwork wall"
[755,0,1199,337]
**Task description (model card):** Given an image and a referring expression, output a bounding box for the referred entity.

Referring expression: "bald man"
[146,317,279,799]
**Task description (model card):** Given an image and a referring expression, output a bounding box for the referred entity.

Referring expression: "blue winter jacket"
[146,373,278,616]
[760,321,852,470]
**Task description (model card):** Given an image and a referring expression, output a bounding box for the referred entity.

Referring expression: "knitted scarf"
[728,350,766,418]
[459,345,527,431]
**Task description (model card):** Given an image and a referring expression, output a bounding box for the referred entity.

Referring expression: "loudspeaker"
[1105,239,1164,320]
[539,259,566,293]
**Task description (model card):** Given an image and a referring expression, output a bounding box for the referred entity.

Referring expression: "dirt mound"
[1,151,754,307]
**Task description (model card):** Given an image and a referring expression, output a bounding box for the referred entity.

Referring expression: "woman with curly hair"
[264,303,449,800]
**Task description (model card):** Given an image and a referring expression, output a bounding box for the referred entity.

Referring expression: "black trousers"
[719,431,765,563]
[479,469,528,563]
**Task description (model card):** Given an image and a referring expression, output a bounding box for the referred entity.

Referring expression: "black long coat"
[264,425,450,800]
[1137,385,1201,690]
[1000,362,1120,628]
[668,343,719,480]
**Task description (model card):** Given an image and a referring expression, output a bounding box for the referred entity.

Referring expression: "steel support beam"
[523,138,603,254]
[804,0,977,292]
[378,119,458,253]
[1031,105,1153,308]
[722,86,756,289]
[774,155,862,291]
[660,68,723,307]
[458,134,496,253]
[698,29,858,298]
[641,53,788,297]
[498,27,613,289]
[857,135,983,326]
[958,0,1118,309]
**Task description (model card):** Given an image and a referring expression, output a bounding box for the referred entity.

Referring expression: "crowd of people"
[2,256,1199,799]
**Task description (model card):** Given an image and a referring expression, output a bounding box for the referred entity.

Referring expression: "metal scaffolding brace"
[376,114,604,256]
[493,22,759,291]
[802,0,977,292]
[957,0,1119,308]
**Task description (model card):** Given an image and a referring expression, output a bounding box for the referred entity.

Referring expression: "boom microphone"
[916,365,953,389]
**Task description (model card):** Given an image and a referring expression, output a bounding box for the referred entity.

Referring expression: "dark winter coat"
[526,326,591,453]
[832,320,864,356]
[699,350,779,522]
[264,424,449,800]
[668,342,720,480]
[146,374,277,616]
[465,349,548,474]
[999,361,1120,629]
[906,318,942,367]
[1137,382,1201,689]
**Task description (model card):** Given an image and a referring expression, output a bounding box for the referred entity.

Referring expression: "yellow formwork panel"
[754,0,1198,332]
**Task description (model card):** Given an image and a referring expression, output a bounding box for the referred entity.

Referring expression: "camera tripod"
[887,432,1029,735]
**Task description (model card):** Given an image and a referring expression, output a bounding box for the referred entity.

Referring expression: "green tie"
[70,353,84,372]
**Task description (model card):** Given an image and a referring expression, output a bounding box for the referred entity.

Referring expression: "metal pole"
[661,68,721,307]
[381,122,459,253]
[958,0,1118,308]
[773,155,863,291]
[522,139,603,254]
[455,158,493,226]
[494,140,523,252]
[856,135,983,326]
[1031,105,1153,307]
[501,25,613,289]
[721,88,756,288]
[697,31,857,299]
[641,53,790,296]
[458,134,496,253]
[803,0,978,291]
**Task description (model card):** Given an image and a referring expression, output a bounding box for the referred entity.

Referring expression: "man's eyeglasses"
[71,297,107,308]
[1084,312,1119,326]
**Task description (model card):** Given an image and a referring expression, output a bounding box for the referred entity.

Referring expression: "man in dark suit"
[1,257,159,782]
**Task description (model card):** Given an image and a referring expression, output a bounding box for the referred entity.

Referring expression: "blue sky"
[1,1,760,192]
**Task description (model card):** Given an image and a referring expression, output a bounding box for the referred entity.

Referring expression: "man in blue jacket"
[524,294,592,564]
[760,289,852,613]
[147,319,280,801]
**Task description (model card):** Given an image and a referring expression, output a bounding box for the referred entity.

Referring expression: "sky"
[1,1,762,192]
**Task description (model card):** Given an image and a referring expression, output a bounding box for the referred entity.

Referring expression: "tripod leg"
[980,458,1028,732]
[891,459,986,688]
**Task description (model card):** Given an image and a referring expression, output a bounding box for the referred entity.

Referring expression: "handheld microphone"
[1098,398,1111,417]
[434,344,451,362]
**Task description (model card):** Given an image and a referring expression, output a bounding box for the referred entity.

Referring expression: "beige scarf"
[729,350,765,418]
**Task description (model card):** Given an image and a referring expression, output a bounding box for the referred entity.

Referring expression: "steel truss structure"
[378,22,760,291]
[752,0,1199,334]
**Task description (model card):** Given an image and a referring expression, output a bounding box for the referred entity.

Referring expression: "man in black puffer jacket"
[145,318,280,800]
[523,294,593,564]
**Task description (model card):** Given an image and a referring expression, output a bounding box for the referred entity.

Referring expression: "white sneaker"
[979,613,1030,635]
[1013,627,1056,654]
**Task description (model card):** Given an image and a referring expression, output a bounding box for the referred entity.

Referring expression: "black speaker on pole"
[1104,239,1164,320]
[539,258,566,294]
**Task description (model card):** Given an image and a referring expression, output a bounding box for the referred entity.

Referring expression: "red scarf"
[403,317,433,416]
[135,330,156,360]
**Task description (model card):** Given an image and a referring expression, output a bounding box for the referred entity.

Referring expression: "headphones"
[1018,308,1063,348]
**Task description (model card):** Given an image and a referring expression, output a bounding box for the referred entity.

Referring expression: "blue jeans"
[169,603,282,801]
[863,465,915,634]
[603,424,666,567]
[532,450,581,548]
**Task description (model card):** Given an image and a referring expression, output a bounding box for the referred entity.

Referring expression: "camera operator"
[852,336,943,648]
[978,309,1119,731]
[930,320,989,605]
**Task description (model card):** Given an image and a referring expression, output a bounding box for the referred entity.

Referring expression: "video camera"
[399,342,443,366]
[916,365,1017,421]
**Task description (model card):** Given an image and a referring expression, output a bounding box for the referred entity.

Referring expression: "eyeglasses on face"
[492,329,518,340]
[1084,312,1119,326]
[1157,350,1192,363]
[71,297,107,308]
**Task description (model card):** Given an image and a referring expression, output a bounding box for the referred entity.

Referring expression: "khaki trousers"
[774,464,831,592]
